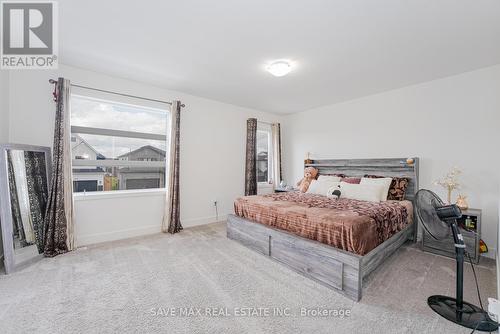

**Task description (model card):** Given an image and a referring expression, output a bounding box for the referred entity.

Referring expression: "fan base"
[428,295,499,332]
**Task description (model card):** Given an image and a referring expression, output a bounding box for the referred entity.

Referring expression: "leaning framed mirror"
[0,144,52,274]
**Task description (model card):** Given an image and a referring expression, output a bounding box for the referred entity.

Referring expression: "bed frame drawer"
[270,235,344,290]
[226,216,270,256]
[227,214,414,301]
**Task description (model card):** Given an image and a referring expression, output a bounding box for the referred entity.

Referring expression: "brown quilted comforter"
[234,192,413,256]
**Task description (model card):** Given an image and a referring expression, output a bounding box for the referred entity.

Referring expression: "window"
[70,94,169,193]
[256,123,273,184]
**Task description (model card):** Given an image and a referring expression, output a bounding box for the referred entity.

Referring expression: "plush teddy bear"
[296,167,319,192]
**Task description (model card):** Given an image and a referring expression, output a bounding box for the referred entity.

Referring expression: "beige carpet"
[0,222,496,334]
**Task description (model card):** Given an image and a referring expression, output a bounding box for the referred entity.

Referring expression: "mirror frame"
[0,143,52,274]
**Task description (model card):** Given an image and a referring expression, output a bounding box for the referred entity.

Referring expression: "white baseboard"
[484,246,496,259]
[77,225,161,247]
[76,215,228,247]
[182,214,228,228]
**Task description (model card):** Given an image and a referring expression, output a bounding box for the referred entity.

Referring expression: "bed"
[227,158,419,301]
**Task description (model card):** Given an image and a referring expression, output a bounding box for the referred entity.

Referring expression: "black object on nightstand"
[274,187,293,193]
[422,208,482,263]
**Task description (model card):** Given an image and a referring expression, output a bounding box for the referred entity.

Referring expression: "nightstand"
[422,208,481,264]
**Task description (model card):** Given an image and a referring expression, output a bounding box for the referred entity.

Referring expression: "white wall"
[0,70,9,143]
[0,70,8,262]
[283,65,500,258]
[7,64,282,246]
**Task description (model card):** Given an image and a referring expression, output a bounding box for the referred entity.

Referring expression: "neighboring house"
[257,151,268,183]
[71,134,106,192]
[117,145,166,190]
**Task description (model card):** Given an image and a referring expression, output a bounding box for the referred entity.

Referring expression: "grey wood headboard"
[304,157,420,202]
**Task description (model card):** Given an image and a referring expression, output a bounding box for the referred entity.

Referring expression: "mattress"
[234,192,413,256]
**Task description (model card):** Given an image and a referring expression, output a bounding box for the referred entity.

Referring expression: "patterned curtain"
[24,151,49,254]
[162,100,183,234]
[244,118,257,196]
[271,123,282,188]
[43,78,76,257]
[10,150,36,246]
[7,152,25,246]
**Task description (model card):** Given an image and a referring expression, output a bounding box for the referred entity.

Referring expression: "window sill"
[73,188,166,201]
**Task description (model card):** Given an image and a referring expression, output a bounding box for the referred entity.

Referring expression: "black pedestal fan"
[415,189,498,332]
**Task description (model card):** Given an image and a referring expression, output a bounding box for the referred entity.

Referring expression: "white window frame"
[70,93,170,196]
[256,122,274,187]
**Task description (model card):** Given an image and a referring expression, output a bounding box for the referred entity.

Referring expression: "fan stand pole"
[427,222,498,332]
[451,223,464,314]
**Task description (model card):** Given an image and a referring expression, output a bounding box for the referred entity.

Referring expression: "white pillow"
[317,175,341,182]
[307,180,341,196]
[360,177,393,201]
[339,182,385,202]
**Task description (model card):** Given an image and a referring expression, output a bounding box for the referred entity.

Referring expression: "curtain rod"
[49,79,185,108]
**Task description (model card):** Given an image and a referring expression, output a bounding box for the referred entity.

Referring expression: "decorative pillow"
[360,177,393,201]
[388,177,409,200]
[364,174,409,201]
[307,180,341,196]
[326,186,342,199]
[317,175,342,182]
[339,182,384,202]
[341,177,361,184]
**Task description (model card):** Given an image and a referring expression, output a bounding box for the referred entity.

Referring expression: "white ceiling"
[59,0,500,114]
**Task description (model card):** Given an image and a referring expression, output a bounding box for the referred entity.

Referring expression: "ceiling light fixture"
[266,60,292,77]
